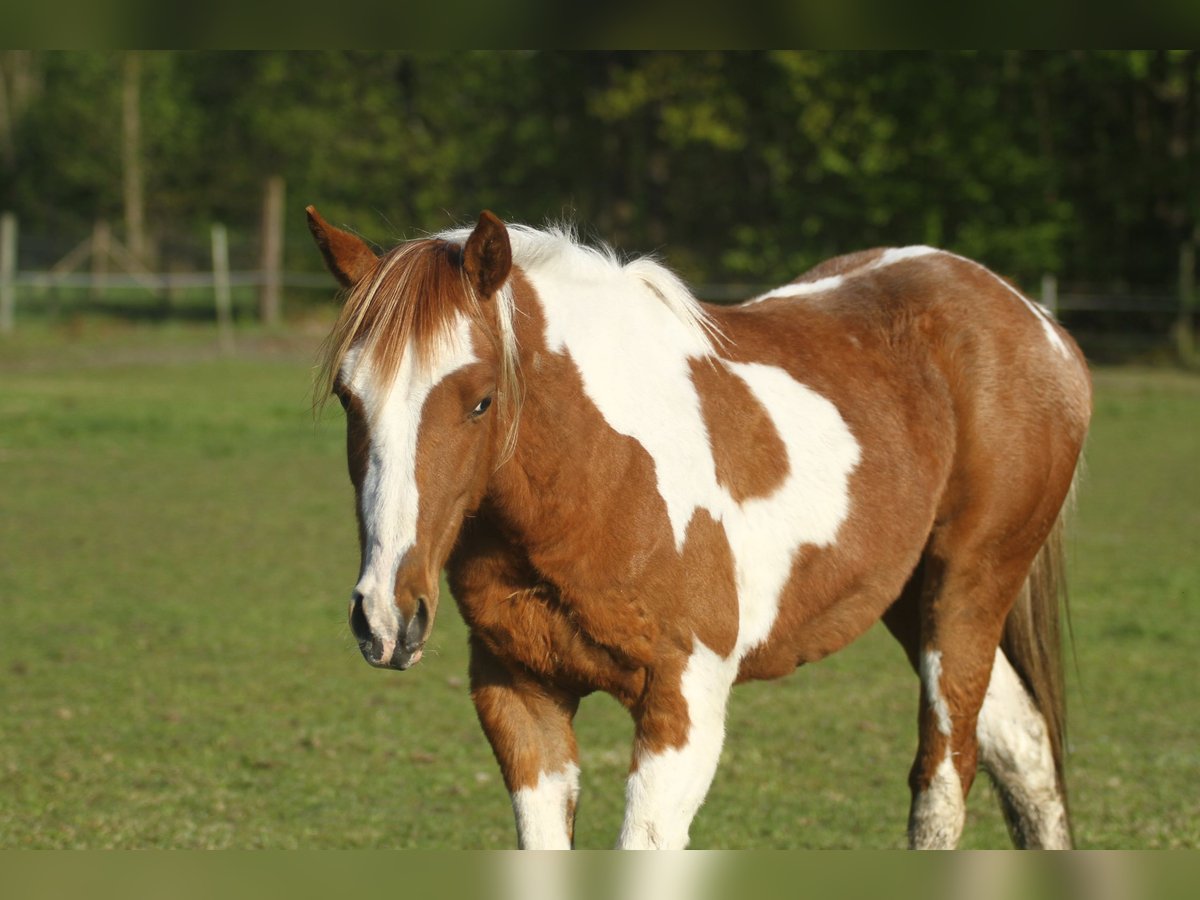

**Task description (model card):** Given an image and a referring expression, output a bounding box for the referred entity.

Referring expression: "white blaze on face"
[342,315,477,649]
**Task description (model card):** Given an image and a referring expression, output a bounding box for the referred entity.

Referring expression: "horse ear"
[306,205,378,288]
[462,210,512,298]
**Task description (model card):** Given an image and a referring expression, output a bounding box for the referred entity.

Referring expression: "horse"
[306,206,1092,849]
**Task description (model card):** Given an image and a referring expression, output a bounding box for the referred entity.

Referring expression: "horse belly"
[734,525,928,682]
[729,391,950,685]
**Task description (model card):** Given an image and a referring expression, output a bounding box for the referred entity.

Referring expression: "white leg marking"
[342,317,477,654]
[977,649,1070,848]
[618,642,737,849]
[921,649,953,737]
[912,648,964,849]
[910,752,966,849]
[511,762,580,850]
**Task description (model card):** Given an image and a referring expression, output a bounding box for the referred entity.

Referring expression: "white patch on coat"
[749,243,1071,361]
[1019,295,1072,358]
[342,315,477,656]
[747,244,940,304]
[909,752,966,849]
[934,249,1072,359]
[922,649,953,737]
[722,361,861,653]
[617,642,738,849]
[525,258,861,659]
[878,245,941,263]
[440,222,719,350]
[510,762,581,850]
[751,273,846,302]
[977,649,1071,848]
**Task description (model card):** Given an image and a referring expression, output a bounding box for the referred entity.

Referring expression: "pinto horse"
[307,206,1091,849]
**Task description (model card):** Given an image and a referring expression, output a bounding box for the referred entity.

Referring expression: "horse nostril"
[405,596,430,648]
[349,591,370,643]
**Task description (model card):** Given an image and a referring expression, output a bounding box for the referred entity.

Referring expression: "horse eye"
[472,396,492,417]
[334,389,350,411]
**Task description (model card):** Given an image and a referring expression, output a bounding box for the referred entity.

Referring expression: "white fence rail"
[1,211,1195,362]
[8,270,332,291]
[0,211,335,335]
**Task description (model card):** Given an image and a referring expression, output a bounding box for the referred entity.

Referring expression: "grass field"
[1,321,1197,848]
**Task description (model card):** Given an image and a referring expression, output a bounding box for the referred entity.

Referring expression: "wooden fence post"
[90,220,110,301]
[1177,238,1196,364]
[259,175,284,327]
[0,212,15,334]
[1041,273,1058,317]
[211,223,234,354]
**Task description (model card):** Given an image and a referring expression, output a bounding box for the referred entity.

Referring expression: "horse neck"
[485,266,713,550]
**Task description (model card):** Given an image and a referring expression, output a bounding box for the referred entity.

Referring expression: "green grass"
[1,322,1197,848]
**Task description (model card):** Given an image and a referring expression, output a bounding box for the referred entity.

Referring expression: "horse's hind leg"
[976,642,1071,848]
[902,549,1026,849]
[883,547,1071,849]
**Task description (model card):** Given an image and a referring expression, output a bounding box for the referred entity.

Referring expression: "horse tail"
[999,469,1077,822]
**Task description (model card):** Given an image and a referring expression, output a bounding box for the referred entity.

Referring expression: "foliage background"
[3,51,1198,288]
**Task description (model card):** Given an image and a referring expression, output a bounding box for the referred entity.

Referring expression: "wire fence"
[1,215,1194,363]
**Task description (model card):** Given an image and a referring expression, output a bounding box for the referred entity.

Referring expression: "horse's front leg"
[618,641,738,849]
[468,634,582,849]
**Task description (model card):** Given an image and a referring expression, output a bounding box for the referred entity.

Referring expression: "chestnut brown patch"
[468,634,580,793]
[689,358,789,503]
[680,510,738,660]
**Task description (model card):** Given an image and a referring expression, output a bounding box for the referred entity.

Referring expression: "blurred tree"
[122,51,146,262]
[0,51,41,175]
[0,51,1194,293]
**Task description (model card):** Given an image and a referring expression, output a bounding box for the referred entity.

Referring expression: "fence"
[0,207,332,341]
[1,212,1195,362]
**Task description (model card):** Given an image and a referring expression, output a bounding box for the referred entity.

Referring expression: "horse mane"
[316,234,522,460]
[316,223,717,459]
[317,238,493,396]
[439,222,721,349]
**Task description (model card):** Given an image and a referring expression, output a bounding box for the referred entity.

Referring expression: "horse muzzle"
[349,591,430,670]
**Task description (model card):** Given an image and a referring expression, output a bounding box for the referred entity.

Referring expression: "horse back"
[713,248,1091,679]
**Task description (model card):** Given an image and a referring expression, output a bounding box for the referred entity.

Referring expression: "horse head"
[308,206,514,670]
